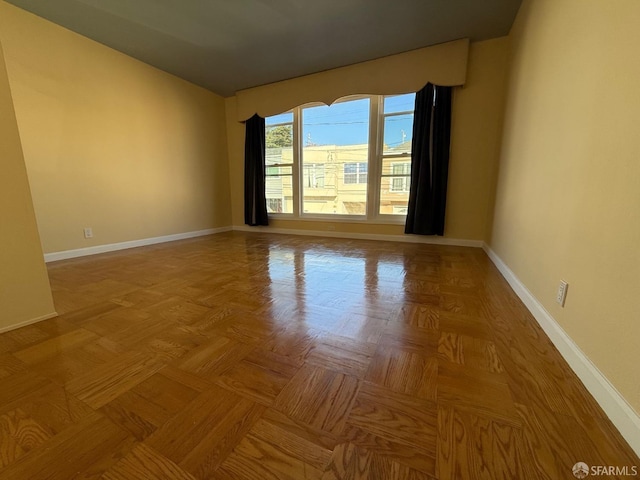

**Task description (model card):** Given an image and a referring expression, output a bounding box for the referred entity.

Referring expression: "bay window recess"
[265,93,415,222]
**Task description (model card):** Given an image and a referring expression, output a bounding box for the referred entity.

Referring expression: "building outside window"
[303,163,325,188]
[343,162,368,185]
[390,162,411,192]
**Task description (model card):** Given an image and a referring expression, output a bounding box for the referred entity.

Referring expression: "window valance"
[234,38,469,122]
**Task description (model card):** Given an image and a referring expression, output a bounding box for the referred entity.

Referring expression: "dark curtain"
[244,114,269,226]
[405,83,453,236]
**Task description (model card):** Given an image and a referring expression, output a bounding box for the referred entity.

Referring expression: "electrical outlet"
[83,227,93,239]
[556,280,568,307]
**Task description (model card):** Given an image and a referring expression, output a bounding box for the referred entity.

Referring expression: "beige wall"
[226,95,245,227]
[226,38,509,240]
[0,35,55,330]
[449,38,509,241]
[0,2,231,254]
[491,0,640,411]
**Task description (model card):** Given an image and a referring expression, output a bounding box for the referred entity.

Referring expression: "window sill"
[267,214,407,226]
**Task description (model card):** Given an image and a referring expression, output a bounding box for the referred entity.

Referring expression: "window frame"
[266,94,413,224]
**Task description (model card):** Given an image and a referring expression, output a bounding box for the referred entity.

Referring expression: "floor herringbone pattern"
[0,232,637,479]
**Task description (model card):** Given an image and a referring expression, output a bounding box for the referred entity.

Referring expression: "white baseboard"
[44,227,232,263]
[0,311,58,334]
[233,225,484,248]
[483,243,640,457]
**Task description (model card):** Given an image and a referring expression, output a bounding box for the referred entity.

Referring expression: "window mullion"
[292,107,301,218]
[367,95,381,220]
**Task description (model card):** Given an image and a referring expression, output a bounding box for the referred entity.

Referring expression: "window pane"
[266,112,293,125]
[380,157,411,214]
[383,113,413,155]
[301,98,370,215]
[383,93,416,114]
[265,172,293,213]
[266,124,293,149]
[265,116,294,214]
[266,165,292,176]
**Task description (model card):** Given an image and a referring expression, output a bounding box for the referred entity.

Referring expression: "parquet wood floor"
[0,231,637,479]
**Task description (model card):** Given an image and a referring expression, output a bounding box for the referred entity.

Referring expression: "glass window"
[265,113,294,214]
[383,94,415,114]
[380,157,411,214]
[379,93,415,215]
[383,114,413,155]
[301,97,369,215]
[265,93,416,220]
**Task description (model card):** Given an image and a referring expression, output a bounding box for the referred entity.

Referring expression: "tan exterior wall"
[490,0,640,411]
[0,2,231,254]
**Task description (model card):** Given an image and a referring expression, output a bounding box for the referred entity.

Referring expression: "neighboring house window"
[265,93,415,220]
[343,162,368,185]
[266,198,283,213]
[390,162,411,192]
[303,163,325,188]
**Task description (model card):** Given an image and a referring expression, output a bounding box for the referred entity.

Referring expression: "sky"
[266,93,415,148]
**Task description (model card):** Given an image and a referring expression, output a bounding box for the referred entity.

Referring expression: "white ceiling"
[6,0,522,97]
